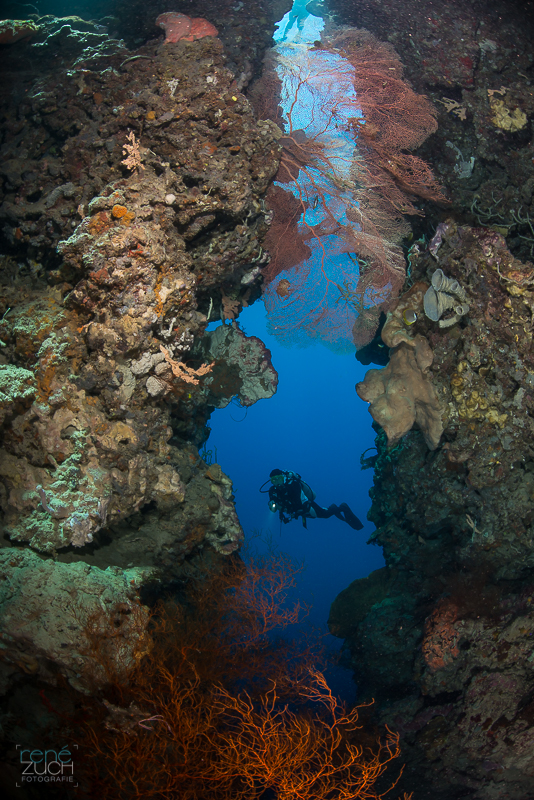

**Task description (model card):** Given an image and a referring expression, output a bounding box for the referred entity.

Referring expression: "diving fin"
[338,503,364,530]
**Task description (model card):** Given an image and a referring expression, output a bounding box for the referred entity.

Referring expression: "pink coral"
[186,18,219,41]
[156,12,218,43]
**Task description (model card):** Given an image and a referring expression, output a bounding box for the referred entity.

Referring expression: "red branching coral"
[71,553,410,799]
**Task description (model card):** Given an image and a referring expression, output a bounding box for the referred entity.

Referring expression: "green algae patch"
[0,364,36,409]
[9,296,67,361]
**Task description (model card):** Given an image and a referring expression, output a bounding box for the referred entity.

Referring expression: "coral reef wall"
[327,1,534,798]
[332,222,534,800]
[327,0,534,264]
[0,13,280,695]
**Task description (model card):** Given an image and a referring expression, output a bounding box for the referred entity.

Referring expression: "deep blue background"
[206,302,384,697]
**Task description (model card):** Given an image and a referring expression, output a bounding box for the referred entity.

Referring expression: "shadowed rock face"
[332,221,534,799]
[0,19,279,696]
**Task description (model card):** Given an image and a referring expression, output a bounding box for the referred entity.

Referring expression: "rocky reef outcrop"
[331,221,534,799]
[0,15,280,703]
[328,0,534,268]
[324,1,534,795]
[357,330,445,451]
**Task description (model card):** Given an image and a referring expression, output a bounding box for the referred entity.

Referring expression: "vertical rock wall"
[331,222,534,799]
[0,16,280,693]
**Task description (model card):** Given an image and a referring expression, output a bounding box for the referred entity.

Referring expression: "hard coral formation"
[357,268,470,451]
[0,364,36,425]
[156,12,218,43]
[0,550,151,693]
[357,281,446,451]
[199,323,278,408]
[0,32,279,557]
[489,94,528,132]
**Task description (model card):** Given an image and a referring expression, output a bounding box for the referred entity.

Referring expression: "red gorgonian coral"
[254,27,447,351]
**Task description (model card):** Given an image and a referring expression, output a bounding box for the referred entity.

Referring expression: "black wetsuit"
[268,473,363,530]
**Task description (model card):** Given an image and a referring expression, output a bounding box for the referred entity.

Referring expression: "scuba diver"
[260,469,364,530]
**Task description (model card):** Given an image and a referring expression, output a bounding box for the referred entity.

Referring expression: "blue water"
[263,3,368,351]
[206,302,384,698]
[205,1,385,699]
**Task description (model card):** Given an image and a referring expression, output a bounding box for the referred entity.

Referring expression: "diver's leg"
[312,502,340,519]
